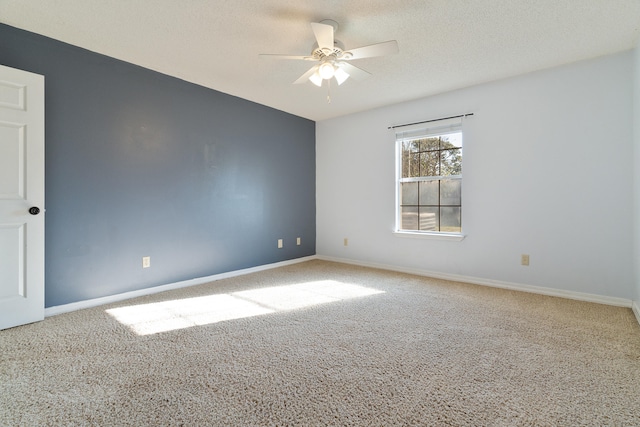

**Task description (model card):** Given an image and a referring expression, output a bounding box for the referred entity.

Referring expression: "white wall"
[317,51,635,300]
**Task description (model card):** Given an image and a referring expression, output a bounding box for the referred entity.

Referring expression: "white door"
[0,64,45,330]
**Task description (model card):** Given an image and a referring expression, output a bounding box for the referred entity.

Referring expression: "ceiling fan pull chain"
[327,79,331,103]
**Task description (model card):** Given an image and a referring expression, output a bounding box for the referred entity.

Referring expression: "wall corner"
[633,39,640,310]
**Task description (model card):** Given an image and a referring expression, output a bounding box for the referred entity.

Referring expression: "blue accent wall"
[0,24,316,307]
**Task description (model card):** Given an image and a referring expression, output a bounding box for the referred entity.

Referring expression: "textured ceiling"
[1,0,639,121]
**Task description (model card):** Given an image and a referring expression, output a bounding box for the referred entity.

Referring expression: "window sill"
[393,231,466,241]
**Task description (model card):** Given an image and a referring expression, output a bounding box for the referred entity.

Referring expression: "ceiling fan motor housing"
[311,40,347,60]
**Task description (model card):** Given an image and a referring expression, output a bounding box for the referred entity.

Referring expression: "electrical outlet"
[278,239,283,249]
[344,238,348,247]
[142,256,151,268]
[521,254,530,266]
[296,237,301,246]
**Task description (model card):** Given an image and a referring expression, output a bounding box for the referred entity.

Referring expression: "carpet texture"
[1,260,639,426]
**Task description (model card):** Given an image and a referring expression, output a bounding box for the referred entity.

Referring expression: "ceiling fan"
[260,19,399,88]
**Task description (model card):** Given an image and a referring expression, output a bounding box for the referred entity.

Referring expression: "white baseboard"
[316,255,633,308]
[633,301,640,327]
[45,256,317,317]
[46,254,638,326]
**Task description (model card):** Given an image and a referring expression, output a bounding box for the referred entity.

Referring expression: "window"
[395,117,463,235]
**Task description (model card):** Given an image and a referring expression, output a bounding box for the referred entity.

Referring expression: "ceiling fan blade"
[337,62,371,81]
[311,22,334,50]
[293,65,320,84]
[259,54,314,61]
[344,40,399,60]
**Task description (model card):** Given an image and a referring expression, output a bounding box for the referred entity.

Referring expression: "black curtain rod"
[388,113,474,130]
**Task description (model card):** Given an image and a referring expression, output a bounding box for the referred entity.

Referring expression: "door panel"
[0,225,24,299]
[0,122,25,198]
[0,64,45,330]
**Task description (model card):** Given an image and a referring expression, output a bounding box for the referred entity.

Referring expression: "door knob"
[28,207,40,215]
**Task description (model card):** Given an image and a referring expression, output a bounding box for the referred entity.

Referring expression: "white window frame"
[393,117,465,241]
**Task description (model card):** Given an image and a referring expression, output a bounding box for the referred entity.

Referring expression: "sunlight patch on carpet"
[106,280,384,335]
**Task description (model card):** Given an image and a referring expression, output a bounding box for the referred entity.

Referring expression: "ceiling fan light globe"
[319,63,336,79]
[334,67,349,85]
[309,72,323,87]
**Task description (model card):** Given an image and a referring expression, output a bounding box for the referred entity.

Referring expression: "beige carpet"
[1,260,639,426]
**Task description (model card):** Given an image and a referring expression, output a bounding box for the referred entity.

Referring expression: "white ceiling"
[1,1,639,121]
